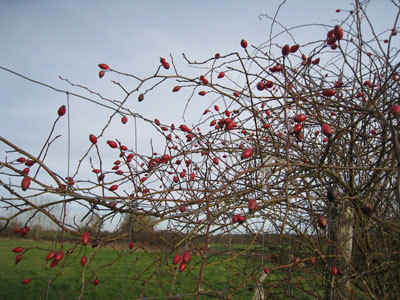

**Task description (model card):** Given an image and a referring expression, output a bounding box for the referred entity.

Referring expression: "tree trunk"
[325,201,353,300]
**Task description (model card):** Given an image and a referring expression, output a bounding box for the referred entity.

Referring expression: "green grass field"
[0,239,322,300]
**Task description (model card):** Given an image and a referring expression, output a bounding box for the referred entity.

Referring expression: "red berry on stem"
[179,124,190,132]
[81,232,90,245]
[321,124,332,137]
[317,215,327,229]
[21,278,31,285]
[121,116,128,124]
[138,93,144,102]
[333,25,343,40]
[334,80,343,88]
[310,257,316,264]
[265,80,274,89]
[50,259,59,268]
[312,58,320,65]
[129,241,134,250]
[99,70,105,78]
[17,157,26,163]
[173,253,182,265]
[390,104,400,116]
[293,123,302,133]
[94,279,99,286]
[248,199,257,212]
[182,251,191,263]
[21,176,31,191]
[46,251,56,261]
[294,114,306,123]
[179,262,187,272]
[110,184,118,191]
[290,44,299,53]
[241,148,253,159]
[240,39,248,49]
[162,61,170,69]
[256,81,265,91]
[238,214,245,224]
[25,160,34,167]
[331,265,338,275]
[322,89,336,97]
[12,247,24,253]
[98,63,110,70]
[81,255,87,267]
[200,75,209,85]
[89,134,97,144]
[55,251,64,261]
[58,105,66,117]
[281,44,290,56]
[107,140,118,148]
[15,254,22,264]
[218,72,225,79]
[161,154,170,162]
[263,267,270,274]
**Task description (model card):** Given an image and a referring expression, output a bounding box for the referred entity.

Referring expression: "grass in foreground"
[0,238,322,299]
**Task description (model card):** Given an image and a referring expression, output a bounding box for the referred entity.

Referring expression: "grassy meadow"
[0,238,322,299]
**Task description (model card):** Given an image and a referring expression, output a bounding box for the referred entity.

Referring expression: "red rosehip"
[248,199,257,212]
[81,232,90,246]
[333,25,343,40]
[321,124,332,137]
[98,63,110,70]
[21,176,31,191]
[290,44,299,53]
[317,215,327,229]
[12,247,24,253]
[294,114,306,123]
[81,255,87,267]
[89,134,97,144]
[57,105,66,117]
[281,44,290,56]
[322,89,336,97]
[390,104,400,116]
[15,254,22,264]
[241,148,253,159]
[173,253,182,265]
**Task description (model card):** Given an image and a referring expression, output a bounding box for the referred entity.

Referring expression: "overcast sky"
[0,0,395,229]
